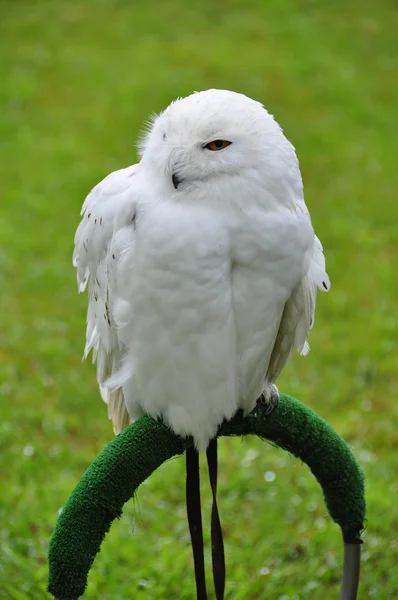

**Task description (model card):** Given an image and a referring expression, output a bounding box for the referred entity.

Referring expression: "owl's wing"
[73,164,138,433]
[267,235,330,382]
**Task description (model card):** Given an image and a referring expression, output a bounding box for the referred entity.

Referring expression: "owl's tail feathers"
[186,440,225,600]
[100,385,130,435]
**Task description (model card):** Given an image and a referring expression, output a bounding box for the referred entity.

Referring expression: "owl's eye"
[204,140,232,151]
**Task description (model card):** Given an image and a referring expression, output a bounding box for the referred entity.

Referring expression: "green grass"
[1,1,398,598]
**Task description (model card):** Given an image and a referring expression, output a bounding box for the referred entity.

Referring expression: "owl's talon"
[259,385,280,415]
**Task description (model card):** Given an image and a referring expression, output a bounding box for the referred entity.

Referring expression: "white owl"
[73,89,330,451]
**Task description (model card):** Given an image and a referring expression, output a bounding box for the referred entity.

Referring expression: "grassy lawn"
[1,1,398,598]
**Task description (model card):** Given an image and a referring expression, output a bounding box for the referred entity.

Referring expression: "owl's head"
[139,89,302,205]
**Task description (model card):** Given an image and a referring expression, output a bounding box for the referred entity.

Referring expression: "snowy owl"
[73,89,330,452]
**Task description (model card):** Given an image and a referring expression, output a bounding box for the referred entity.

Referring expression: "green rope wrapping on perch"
[48,393,366,598]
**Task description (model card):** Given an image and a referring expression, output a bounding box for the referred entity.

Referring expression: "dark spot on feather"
[100,217,103,225]
[83,242,87,252]
[88,213,91,219]
[112,254,115,259]
[105,302,111,326]
[94,293,98,302]
[163,132,167,141]
[95,219,97,224]
[132,214,136,231]
[322,281,328,290]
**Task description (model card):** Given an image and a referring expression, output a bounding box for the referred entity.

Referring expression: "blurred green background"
[1,1,397,598]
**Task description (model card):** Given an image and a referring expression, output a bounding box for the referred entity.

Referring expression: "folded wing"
[267,235,330,382]
[73,165,137,432]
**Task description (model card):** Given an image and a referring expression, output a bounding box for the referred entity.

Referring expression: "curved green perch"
[48,394,365,599]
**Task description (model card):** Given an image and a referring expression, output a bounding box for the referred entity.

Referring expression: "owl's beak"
[172,173,181,189]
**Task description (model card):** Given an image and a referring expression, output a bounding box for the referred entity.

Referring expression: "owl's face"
[139,89,301,203]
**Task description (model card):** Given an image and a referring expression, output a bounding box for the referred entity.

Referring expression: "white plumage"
[73,89,330,451]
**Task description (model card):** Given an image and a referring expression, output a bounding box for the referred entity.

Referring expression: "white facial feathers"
[138,89,302,206]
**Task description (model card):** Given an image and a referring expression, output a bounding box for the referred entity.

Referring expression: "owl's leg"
[259,382,279,415]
